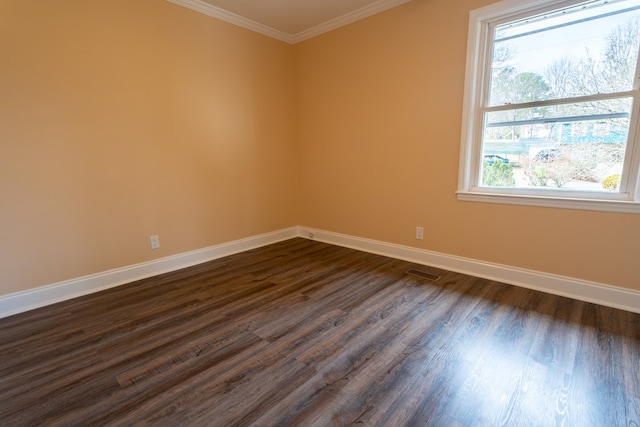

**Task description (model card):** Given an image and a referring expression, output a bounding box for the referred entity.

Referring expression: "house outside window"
[458,0,640,213]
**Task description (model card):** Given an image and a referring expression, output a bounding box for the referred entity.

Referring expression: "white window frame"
[457,0,640,214]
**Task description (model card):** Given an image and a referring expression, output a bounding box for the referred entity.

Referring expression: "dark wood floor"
[0,238,638,426]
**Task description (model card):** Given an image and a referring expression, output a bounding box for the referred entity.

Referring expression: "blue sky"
[495,0,640,74]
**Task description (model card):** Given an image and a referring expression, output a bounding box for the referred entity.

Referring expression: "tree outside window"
[459,0,640,213]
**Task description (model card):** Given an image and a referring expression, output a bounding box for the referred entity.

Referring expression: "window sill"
[456,191,640,214]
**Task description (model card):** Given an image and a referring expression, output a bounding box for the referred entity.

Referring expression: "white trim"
[0,227,298,319]
[3,225,638,319]
[457,191,640,214]
[165,0,295,43]
[299,227,640,314]
[290,0,412,43]
[164,0,412,44]
[468,0,588,23]
[458,0,640,213]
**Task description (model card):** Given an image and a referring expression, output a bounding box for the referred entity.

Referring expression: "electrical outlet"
[150,235,160,249]
[416,227,424,240]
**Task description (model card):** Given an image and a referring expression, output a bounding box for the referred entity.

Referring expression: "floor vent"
[406,269,441,281]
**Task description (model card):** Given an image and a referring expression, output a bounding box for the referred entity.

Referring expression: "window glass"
[479,0,640,194]
[489,1,640,106]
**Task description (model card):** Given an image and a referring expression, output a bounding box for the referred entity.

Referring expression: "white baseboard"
[0,227,298,319]
[299,227,640,314]
[3,225,638,319]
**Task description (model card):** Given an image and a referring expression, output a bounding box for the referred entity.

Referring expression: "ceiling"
[165,0,412,44]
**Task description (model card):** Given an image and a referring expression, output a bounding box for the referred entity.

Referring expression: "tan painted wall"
[294,0,640,290]
[2,0,639,299]
[0,0,298,295]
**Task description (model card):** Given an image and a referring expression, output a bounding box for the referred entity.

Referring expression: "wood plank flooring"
[0,238,638,426]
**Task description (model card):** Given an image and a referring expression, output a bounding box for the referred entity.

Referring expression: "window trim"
[457,0,640,214]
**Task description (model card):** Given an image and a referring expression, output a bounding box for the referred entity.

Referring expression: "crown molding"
[165,0,412,44]
[165,0,295,43]
[291,0,412,43]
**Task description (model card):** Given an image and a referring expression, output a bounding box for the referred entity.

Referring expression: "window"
[458,0,640,213]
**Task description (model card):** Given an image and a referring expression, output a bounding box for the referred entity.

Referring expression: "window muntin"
[459,0,640,211]
[489,1,640,106]
[481,98,631,191]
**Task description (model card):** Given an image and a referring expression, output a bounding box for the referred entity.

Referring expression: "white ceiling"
[166,0,412,43]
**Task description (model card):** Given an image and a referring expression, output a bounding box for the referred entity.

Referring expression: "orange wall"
[294,0,640,290]
[0,0,298,294]
[2,0,639,299]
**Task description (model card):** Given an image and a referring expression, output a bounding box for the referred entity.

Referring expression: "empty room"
[1,0,639,425]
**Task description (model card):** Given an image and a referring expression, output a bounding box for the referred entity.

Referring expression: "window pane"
[481,99,631,191]
[489,0,640,106]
